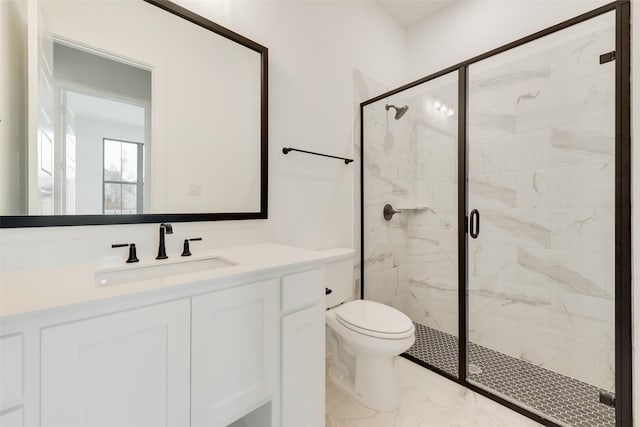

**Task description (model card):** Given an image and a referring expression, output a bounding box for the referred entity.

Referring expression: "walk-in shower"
[360,3,631,427]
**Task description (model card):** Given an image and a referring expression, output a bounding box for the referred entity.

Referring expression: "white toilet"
[325,251,415,412]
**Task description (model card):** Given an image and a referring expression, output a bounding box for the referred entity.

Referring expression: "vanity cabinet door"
[281,303,325,427]
[191,279,278,427]
[40,299,191,427]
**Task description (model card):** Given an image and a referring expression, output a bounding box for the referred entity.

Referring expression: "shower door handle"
[469,209,480,239]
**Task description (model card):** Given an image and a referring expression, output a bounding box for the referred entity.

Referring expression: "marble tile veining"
[470,68,551,92]
[549,127,613,155]
[481,209,551,247]
[517,248,611,299]
[469,178,518,208]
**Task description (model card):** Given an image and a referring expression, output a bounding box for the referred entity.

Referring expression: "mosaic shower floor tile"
[405,323,615,427]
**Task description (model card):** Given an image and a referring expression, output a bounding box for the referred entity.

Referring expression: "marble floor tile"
[326,357,543,427]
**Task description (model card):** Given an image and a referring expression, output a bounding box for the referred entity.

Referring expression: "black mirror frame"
[0,0,268,228]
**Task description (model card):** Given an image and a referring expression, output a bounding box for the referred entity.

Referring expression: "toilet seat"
[335,300,414,339]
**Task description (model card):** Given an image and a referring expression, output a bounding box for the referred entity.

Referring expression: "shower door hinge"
[599,51,616,64]
[599,391,616,407]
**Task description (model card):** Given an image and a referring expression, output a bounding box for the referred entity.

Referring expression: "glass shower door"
[466,11,616,426]
[362,71,459,378]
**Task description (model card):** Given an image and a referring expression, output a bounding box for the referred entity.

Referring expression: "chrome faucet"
[156,223,173,259]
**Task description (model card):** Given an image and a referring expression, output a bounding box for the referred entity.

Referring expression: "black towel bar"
[282,147,353,164]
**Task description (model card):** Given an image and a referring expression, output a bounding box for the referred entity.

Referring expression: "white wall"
[406,0,611,80]
[406,0,637,418]
[177,0,408,248]
[0,0,27,215]
[0,1,406,272]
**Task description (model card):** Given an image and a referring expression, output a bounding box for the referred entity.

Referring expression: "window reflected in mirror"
[103,138,144,215]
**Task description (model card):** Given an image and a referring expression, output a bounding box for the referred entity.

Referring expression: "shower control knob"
[383,204,402,221]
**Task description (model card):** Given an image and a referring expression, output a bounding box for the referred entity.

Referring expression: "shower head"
[385,104,409,120]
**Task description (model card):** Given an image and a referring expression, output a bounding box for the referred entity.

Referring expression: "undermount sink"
[96,256,237,287]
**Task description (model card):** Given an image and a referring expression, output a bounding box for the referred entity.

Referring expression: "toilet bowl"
[326,300,415,411]
[323,251,415,412]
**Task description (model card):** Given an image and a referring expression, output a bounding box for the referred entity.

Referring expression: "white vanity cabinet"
[0,334,24,427]
[36,279,280,427]
[0,244,340,427]
[191,279,278,427]
[280,269,325,427]
[40,299,191,427]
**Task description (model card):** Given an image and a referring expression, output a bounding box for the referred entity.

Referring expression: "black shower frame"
[359,1,632,426]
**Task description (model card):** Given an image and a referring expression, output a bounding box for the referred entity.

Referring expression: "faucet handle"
[181,238,202,257]
[112,243,139,263]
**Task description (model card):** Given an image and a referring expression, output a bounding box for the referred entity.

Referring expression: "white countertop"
[0,243,354,318]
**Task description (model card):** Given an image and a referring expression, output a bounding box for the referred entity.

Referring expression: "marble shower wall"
[467,16,616,391]
[361,93,413,307]
[362,73,459,336]
[354,70,395,302]
[395,77,459,337]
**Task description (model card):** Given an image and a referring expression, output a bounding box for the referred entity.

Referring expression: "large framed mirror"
[0,0,268,227]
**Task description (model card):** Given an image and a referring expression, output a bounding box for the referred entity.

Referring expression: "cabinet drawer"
[0,334,23,409]
[281,269,323,312]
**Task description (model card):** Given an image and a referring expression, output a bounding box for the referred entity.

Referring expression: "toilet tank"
[322,248,356,309]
